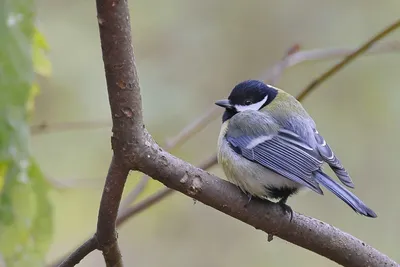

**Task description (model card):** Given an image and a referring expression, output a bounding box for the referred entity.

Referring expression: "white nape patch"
[245,135,273,149]
[234,94,268,112]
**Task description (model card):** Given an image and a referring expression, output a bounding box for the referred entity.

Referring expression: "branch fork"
[53,2,400,266]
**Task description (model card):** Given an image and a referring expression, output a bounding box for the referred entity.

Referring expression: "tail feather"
[314,171,377,218]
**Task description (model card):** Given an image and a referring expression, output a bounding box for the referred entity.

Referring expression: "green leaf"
[0,0,53,266]
[33,28,52,77]
[0,0,35,108]
[0,160,52,266]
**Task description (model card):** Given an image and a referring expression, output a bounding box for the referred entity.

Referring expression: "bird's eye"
[244,100,252,105]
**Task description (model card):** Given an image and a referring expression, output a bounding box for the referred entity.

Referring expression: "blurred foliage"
[25,0,400,266]
[0,0,52,266]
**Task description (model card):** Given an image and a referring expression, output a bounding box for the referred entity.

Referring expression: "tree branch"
[117,187,173,226]
[46,176,103,190]
[136,146,397,267]
[52,3,400,265]
[297,19,400,101]
[119,107,219,211]
[261,39,400,83]
[48,155,217,267]
[115,35,400,229]
[120,18,400,267]
[58,237,98,267]
[117,154,217,226]
[32,40,399,138]
[68,0,144,266]
[96,158,129,254]
[119,175,150,211]
[266,44,301,85]
[117,43,303,219]
[31,120,110,135]
[165,106,220,148]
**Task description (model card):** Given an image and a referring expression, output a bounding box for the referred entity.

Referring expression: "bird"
[215,79,377,220]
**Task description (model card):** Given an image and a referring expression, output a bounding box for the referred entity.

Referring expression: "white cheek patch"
[234,94,269,112]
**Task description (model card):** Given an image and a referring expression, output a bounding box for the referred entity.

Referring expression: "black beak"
[215,99,233,109]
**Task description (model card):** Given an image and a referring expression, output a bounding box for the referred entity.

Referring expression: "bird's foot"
[244,193,252,208]
[278,197,293,222]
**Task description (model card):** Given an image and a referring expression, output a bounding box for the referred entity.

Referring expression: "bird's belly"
[218,141,302,199]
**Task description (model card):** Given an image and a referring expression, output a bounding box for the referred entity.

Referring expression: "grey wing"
[313,129,354,188]
[226,128,324,195]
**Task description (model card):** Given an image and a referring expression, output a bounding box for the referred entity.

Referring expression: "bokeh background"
[32,0,400,266]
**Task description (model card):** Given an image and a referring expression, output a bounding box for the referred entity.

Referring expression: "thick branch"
[129,21,400,266]
[91,0,145,266]
[136,146,397,267]
[96,0,144,163]
[117,154,217,226]
[54,3,400,265]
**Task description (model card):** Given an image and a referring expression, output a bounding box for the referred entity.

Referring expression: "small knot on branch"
[188,176,202,196]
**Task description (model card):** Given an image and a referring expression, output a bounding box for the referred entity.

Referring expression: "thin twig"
[58,237,98,267]
[117,187,173,226]
[261,39,400,84]
[114,40,346,227]
[49,18,400,267]
[165,106,220,148]
[117,155,218,226]
[119,108,219,210]
[47,177,103,190]
[114,35,400,231]
[297,20,400,101]
[119,175,150,211]
[114,22,400,259]
[47,155,218,267]
[118,44,302,217]
[266,44,301,84]
[33,40,400,138]
[164,44,300,150]
[44,39,400,192]
[120,108,220,210]
[31,120,110,135]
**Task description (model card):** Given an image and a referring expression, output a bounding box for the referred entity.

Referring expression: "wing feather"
[313,129,354,188]
[227,128,324,194]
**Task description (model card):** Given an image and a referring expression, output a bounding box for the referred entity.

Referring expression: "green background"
[30,0,400,266]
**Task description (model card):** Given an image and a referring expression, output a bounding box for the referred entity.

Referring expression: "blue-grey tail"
[314,171,377,218]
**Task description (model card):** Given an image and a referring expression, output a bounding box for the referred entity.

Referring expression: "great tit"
[216,79,377,219]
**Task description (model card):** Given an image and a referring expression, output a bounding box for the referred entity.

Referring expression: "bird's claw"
[244,193,252,208]
[278,199,293,222]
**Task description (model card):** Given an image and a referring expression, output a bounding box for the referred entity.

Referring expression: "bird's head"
[215,80,278,122]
